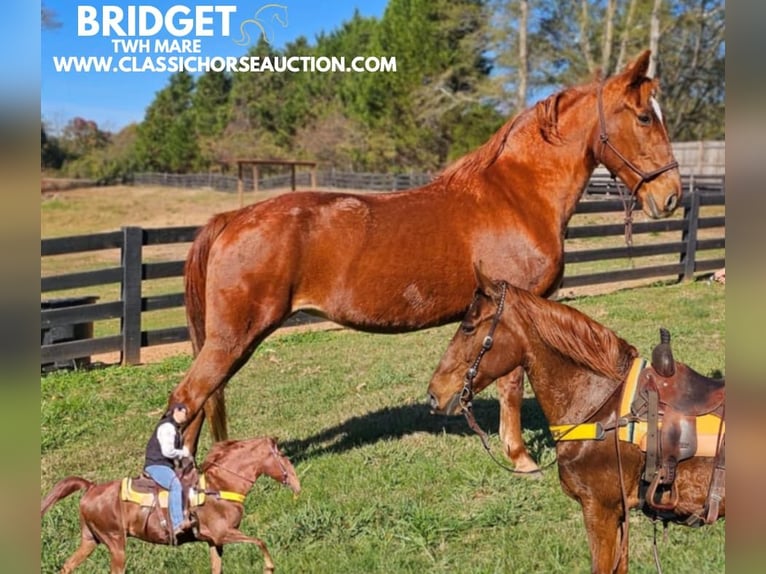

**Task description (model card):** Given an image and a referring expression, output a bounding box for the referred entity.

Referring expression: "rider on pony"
[143,402,196,543]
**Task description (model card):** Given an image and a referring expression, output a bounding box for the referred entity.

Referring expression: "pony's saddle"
[120,462,205,512]
[629,328,725,523]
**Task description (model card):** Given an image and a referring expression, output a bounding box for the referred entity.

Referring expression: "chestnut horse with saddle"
[170,51,681,476]
[41,437,301,574]
[428,267,724,573]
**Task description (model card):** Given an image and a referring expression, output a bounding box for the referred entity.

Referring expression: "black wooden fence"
[41,186,724,370]
[133,170,723,196]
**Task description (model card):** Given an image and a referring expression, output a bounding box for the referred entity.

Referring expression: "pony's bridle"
[459,281,508,412]
[454,281,546,476]
[206,442,291,495]
[596,81,678,245]
[269,442,292,486]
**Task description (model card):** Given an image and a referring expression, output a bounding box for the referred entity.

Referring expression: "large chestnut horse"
[427,269,724,573]
[170,51,681,473]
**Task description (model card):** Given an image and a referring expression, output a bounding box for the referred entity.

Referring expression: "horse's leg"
[208,544,224,574]
[496,367,540,475]
[215,529,275,574]
[580,501,627,574]
[183,405,206,456]
[99,534,127,574]
[171,308,287,450]
[59,527,98,574]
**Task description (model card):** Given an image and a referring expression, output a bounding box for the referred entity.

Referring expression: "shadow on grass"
[282,397,552,464]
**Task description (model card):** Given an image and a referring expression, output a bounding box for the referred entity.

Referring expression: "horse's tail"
[185,211,235,442]
[41,476,93,516]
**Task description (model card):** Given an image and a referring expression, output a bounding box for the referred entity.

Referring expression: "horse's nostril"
[665,193,678,212]
[427,392,437,411]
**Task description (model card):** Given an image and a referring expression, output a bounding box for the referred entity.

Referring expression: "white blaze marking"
[650,97,663,123]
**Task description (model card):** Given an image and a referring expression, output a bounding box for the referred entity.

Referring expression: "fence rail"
[133,170,724,196]
[41,185,724,370]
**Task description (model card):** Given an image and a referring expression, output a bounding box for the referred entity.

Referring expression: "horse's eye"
[637,113,652,126]
[461,323,476,335]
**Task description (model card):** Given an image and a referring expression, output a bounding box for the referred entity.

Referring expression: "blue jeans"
[145,465,183,530]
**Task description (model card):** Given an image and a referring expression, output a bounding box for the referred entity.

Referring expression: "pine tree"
[135,71,199,172]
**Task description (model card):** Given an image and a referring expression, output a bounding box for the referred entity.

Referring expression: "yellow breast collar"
[549,357,646,442]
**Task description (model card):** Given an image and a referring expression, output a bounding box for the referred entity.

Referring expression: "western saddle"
[121,458,201,543]
[630,328,725,525]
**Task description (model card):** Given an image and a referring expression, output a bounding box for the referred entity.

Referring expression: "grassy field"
[41,278,725,573]
[41,185,725,571]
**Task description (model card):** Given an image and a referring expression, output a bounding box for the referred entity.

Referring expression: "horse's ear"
[472,262,501,299]
[622,50,651,86]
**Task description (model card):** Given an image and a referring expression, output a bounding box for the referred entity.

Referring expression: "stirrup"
[646,472,679,512]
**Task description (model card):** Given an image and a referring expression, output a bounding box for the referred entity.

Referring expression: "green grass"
[40,281,725,573]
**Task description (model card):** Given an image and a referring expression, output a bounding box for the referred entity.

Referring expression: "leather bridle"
[459,281,508,412]
[454,282,547,476]
[205,441,292,497]
[596,81,678,195]
[596,81,679,245]
[269,442,292,486]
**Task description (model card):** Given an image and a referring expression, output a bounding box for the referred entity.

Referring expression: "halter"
[596,81,679,245]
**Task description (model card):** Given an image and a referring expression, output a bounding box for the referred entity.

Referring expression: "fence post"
[680,190,700,282]
[121,226,143,365]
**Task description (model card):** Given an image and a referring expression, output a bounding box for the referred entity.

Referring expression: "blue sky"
[42,1,389,133]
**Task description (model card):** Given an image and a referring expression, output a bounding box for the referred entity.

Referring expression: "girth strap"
[703,429,725,524]
[643,386,660,482]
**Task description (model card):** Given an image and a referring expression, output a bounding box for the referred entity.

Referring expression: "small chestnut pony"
[428,268,724,573]
[41,437,300,574]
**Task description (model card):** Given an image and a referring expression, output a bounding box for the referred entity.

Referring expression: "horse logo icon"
[233,4,289,46]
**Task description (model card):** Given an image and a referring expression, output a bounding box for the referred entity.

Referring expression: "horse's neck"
[491,95,599,226]
[205,465,259,494]
[524,342,619,425]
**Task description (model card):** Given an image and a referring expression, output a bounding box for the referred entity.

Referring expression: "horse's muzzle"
[427,391,462,416]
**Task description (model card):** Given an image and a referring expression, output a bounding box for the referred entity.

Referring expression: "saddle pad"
[618,358,725,457]
[119,474,208,508]
[620,413,724,457]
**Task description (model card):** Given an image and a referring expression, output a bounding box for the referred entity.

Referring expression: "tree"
[293,110,369,171]
[59,117,109,158]
[490,0,531,112]
[191,71,232,168]
[497,0,724,140]
[135,71,199,172]
[41,124,66,170]
[361,0,495,169]
[63,124,140,182]
[655,0,725,140]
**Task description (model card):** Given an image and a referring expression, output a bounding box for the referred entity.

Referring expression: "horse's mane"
[435,111,524,185]
[200,437,276,472]
[511,286,638,381]
[200,439,240,471]
[435,81,598,187]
